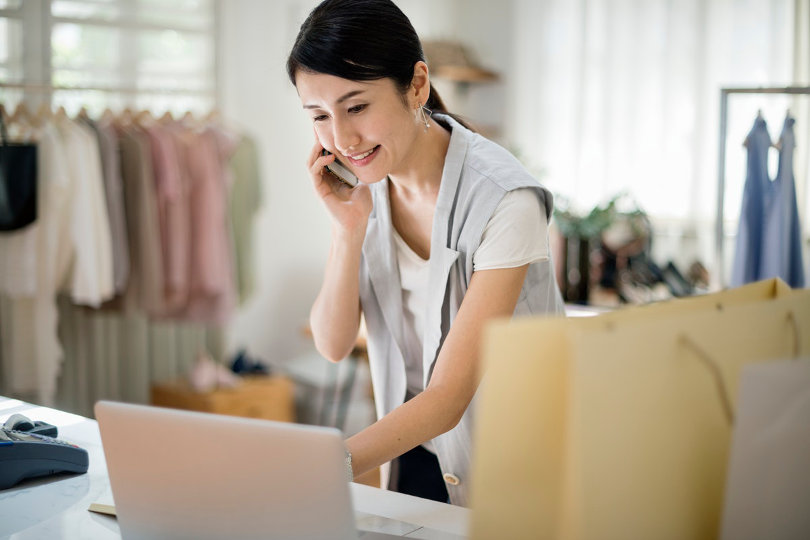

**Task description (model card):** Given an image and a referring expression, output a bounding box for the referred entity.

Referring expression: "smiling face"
[296,71,423,184]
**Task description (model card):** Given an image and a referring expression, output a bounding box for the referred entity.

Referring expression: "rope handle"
[678,334,735,426]
[678,310,803,426]
[787,311,800,359]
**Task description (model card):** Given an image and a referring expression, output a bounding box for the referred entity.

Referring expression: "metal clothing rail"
[715,86,810,288]
[0,82,214,96]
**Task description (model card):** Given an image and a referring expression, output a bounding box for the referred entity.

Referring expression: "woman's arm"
[306,139,373,362]
[345,263,529,477]
[309,228,365,362]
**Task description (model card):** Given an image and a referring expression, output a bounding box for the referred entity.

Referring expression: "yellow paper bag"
[595,277,791,324]
[470,287,809,540]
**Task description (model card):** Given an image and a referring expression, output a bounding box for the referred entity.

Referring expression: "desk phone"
[0,427,89,489]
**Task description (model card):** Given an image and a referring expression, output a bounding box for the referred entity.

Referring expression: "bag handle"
[677,310,804,426]
[678,334,735,426]
[787,311,800,359]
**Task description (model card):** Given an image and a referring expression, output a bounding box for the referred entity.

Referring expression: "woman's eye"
[312,114,328,122]
[348,104,367,114]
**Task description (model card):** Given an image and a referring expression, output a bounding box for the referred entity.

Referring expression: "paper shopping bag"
[470,287,809,540]
[720,360,810,540]
[595,277,791,325]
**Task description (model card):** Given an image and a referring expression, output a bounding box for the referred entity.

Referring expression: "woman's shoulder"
[435,115,538,193]
[462,133,540,192]
[439,118,553,217]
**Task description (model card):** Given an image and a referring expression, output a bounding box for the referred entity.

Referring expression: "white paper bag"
[720,359,810,540]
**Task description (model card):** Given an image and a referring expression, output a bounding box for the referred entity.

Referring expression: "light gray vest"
[358,115,565,506]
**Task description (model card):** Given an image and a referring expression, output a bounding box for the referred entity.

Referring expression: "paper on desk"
[89,489,116,517]
[88,503,117,517]
[355,511,420,536]
[403,527,466,539]
[720,359,810,540]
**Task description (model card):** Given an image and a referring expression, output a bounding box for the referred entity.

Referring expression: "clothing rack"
[0,82,214,96]
[715,86,810,288]
[0,89,235,416]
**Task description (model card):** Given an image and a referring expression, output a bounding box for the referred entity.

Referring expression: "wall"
[219,0,323,368]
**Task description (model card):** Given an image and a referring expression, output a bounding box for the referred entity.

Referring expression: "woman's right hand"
[308,139,373,236]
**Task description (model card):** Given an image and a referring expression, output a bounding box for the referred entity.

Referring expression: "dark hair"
[287,0,465,126]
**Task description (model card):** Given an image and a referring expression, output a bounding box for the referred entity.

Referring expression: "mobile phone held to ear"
[321,149,359,188]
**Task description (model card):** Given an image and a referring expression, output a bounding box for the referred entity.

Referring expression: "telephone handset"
[321,149,359,188]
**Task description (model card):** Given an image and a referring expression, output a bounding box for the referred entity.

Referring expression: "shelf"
[433,65,499,83]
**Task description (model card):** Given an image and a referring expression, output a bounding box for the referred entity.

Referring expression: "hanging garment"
[759,115,805,287]
[0,115,39,297]
[228,134,262,304]
[116,124,165,316]
[0,123,72,405]
[144,123,190,315]
[0,114,37,232]
[0,123,39,297]
[730,116,771,287]
[54,116,115,307]
[182,127,236,326]
[83,117,130,295]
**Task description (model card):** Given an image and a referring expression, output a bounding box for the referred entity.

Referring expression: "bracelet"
[345,448,353,482]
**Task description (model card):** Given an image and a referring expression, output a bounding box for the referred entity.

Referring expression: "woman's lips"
[346,145,380,167]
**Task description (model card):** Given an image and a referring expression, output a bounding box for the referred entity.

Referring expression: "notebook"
[95,400,406,539]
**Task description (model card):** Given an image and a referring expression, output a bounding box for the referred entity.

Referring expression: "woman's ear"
[411,61,431,106]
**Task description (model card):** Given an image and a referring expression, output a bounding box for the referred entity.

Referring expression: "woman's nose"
[333,119,361,154]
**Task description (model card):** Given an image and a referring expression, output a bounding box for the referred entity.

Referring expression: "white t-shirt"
[395,188,549,451]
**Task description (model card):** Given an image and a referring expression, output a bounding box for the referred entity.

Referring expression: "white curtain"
[504,0,807,279]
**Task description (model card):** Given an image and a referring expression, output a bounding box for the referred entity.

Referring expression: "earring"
[419,103,431,131]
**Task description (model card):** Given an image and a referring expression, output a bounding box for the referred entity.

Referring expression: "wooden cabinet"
[151,376,295,422]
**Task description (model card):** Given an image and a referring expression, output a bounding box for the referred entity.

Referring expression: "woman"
[287,0,564,506]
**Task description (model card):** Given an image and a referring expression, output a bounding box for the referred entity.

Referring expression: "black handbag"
[0,110,38,231]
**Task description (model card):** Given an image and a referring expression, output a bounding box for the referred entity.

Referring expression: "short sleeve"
[472,188,549,271]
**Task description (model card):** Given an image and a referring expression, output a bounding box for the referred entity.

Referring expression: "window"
[0,0,25,106]
[0,0,217,116]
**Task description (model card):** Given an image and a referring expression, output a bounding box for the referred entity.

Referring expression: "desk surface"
[0,397,469,539]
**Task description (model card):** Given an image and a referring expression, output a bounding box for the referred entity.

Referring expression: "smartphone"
[321,149,359,188]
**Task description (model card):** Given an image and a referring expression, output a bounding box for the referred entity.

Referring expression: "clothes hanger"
[35,103,52,119]
[159,110,174,124]
[10,103,41,140]
[744,109,766,147]
[6,103,41,140]
[10,102,32,125]
[118,107,135,126]
[135,109,154,126]
[180,110,202,132]
[205,107,220,124]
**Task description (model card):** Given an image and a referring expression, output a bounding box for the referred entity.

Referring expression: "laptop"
[95,400,407,539]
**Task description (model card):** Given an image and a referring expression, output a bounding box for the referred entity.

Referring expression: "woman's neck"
[388,118,451,198]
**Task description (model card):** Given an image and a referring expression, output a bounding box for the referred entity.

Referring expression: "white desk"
[0,397,470,539]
